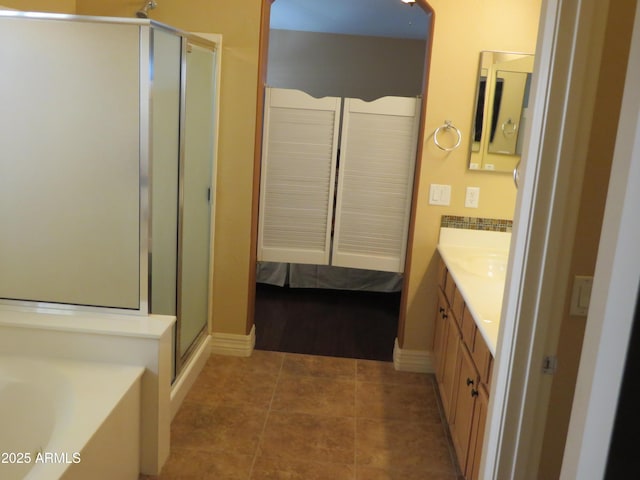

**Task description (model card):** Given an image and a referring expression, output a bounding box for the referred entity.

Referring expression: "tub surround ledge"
[0,308,175,476]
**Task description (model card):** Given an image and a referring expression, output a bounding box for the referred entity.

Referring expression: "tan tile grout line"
[430,376,462,477]
[247,352,285,480]
[238,354,455,479]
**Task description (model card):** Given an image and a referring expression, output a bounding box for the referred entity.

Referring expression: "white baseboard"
[170,335,211,420]
[393,337,434,373]
[210,324,255,357]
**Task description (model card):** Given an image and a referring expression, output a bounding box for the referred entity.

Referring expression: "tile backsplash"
[440,215,513,233]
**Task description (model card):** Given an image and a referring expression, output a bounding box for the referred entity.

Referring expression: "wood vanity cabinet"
[433,290,448,379]
[441,308,461,421]
[468,384,489,480]
[434,276,461,422]
[450,340,480,473]
[433,257,494,479]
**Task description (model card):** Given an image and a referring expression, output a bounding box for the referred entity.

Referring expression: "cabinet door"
[433,289,449,382]
[450,342,479,476]
[468,384,489,480]
[439,308,461,423]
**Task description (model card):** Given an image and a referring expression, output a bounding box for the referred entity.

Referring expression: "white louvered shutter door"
[332,96,421,273]
[258,88,341,264]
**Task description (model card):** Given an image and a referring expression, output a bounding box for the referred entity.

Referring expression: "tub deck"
[0,355,144,480]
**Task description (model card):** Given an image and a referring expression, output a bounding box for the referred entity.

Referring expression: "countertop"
[437,227,511,355]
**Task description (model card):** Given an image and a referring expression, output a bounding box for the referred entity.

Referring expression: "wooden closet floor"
[254,283,400,361]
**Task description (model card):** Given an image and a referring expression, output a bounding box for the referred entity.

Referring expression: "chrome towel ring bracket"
[433,120,462,152]
[502,117,518,137]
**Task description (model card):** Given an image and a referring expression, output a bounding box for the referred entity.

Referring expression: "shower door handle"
[513,159,521,189]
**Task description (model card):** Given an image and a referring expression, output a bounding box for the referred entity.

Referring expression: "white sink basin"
[459,253,508,280]
[438,228,512,356]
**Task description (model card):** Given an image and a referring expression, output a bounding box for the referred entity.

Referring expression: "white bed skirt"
[256,262,403,292]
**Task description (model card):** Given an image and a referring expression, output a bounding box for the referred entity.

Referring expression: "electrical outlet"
[465,187,480,208]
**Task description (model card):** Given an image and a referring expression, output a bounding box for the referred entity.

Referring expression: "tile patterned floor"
[141,351,462,479]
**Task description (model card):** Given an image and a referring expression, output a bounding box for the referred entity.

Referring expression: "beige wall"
[32,1,540,344]
[536,0,637,476]
[10,2,635,473]
[402,0,541,350]
[1,0,75,12]
[77,0,262,336]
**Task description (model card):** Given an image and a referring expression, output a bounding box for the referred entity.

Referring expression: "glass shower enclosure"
[0,12,218,376]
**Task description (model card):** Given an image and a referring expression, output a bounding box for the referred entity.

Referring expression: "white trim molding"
[561,4,640,477]
[210,324,256,357]
[170,334,211,420]
[484,0,617,478]
[393,337,433,373]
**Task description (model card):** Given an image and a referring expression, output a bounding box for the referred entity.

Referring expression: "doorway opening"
[251,0,433,361]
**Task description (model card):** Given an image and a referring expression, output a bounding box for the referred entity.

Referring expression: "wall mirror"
[468,51,534,172]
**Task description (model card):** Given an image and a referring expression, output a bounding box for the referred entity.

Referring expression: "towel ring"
[502,118,518,137]
[434,120,462,152]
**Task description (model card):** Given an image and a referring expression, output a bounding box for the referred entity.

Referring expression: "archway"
[247,0,435,357]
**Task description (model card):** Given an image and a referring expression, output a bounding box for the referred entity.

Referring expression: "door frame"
[251,1,634,478]
[483,0,639,478]
[248,0,434,341]
[174,32,222,377]
[560,5,640,477]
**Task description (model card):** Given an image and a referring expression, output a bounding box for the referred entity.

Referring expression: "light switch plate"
[429,184,451,206]
[465,187,480,208]
[570,275,593,316]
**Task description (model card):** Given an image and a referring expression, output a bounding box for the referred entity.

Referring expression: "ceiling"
[270,0,431,40]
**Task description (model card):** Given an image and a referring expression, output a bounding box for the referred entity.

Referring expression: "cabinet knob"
[471,389,479,397]
[439,307,445,314]
[443,313,448,319]
[466,378,474,386]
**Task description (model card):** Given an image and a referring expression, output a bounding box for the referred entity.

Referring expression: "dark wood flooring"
[253,283,400,361]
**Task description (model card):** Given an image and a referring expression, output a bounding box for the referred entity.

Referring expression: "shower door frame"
[172,33,220,376]
[0,14,221,379]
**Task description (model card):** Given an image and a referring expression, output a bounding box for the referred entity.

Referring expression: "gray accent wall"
[267,29,427,101]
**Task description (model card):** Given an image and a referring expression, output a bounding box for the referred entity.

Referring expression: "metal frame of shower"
[0,12,217,367]
[173,33,218,374]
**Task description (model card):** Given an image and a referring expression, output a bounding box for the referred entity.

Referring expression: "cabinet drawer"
[472,330,491,384]
[438,258,448,291]
[452,288,465,329]
[445,270,456,306]
[461,305,476,349]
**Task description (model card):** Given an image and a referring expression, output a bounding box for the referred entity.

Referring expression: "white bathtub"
[0,356,144,480]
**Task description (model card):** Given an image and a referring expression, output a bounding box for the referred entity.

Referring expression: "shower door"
[176,41,216,369]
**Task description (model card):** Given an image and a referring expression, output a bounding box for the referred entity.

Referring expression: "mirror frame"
[468,50,534,173]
